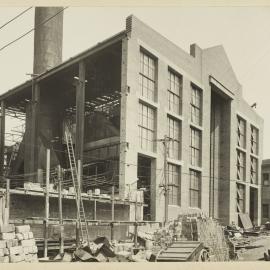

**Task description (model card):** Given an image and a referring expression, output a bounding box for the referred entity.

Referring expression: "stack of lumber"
[0,224,38,263]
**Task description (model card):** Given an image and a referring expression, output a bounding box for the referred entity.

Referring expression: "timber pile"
[0,224,38,263]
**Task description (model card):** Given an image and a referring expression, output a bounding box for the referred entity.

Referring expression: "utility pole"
[158,135,171,224]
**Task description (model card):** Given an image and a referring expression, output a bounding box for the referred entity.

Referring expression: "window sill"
[167,158,183,166]
[236,146,247,153]
[189,165,202,172]
[166,110,184,121]
[138,149,157,159]
[138,96,159,109]
[189,122,203,131]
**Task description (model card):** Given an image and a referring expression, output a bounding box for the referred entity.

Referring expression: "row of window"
[139,50,203,207]
[166,166,201,207]
[236,116,259,184]
[237,116,259,155]
[140,50,203,123]
[236,150,258,184]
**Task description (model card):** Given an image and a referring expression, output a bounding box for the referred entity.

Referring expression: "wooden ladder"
[65,129,90,246]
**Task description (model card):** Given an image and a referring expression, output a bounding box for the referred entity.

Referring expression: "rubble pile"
[0,224,38,263]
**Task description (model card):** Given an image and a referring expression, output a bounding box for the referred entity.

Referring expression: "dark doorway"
[250,187,258,225]
[137,155,152,220]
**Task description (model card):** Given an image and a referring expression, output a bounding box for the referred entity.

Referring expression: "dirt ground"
[237,235,270,261]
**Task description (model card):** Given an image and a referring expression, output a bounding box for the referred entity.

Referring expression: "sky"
[0,6,270,157]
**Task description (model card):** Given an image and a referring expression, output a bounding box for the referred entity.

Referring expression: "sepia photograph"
[0,1,270,265]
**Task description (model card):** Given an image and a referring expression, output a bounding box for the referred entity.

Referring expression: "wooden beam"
[4,178,10,225]
[75,61,86,189]
[0,101,5,177]
[29,80,40,180]
[57,165,64,254]
[44,148,50,258]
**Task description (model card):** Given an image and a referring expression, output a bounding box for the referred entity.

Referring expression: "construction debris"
[0,224,38,263]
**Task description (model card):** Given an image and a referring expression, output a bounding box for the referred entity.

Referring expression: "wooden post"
[44,148,50,258]
[110,222,114,241]
[94,199,97,220]
[30,81,40,181]
[57,165,64,254]
[111,185,115,221]
[75,61,86,190]
[0,101,5,178]
[4,178,10,225]
[134,222,138,248]
[76,221,80,247]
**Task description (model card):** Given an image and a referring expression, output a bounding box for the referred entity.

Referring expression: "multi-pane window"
[236,184,245,213]
[139,51,156,101]
[251,125,259,155]
[168,70,182,114]
[139,103,155,152]
[189,170,201,208]
[237,150,246,181]
[190,127,201,167]
[237,116,246,149]
[167,164,181,205]
[167,117,181,160]
[190,85,202,126]
[263,173,270,186]
[250,157,258,185]
[263,204,269,218]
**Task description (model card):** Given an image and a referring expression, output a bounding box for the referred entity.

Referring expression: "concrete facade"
[261,159,270,224]
[0,15,264,228]
[119,15,263,226]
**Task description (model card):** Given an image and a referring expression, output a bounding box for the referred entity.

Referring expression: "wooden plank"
[44,149,50,258]
[58,166,64,254]
[4,179,10,225]
[0,101,5,177]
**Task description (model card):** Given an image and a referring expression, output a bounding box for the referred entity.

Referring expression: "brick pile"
[0,224,38,263]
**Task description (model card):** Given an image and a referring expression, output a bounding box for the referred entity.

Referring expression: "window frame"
[189,169,201,208]
[168,68,182,115]
[190,127,202,167]
[167,163,181,206]
[251,125,259,155]
[250,156,258,185]
[237,149,246,181]
[167,116,181,160]
[138,103,155,152]
[139,50,156,101]
[237,116,246,149]
[190,84,202,126]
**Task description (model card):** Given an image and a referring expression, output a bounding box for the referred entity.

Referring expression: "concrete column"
[0,101,5,177]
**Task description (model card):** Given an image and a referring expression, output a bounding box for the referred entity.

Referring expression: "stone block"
[9,245,23,255]
[9,254,25,263]
[0,256,9,263]
[0,232,15,240]
[22,232,29,240]
[0,224,15,233]
[15,233,24,241]
[15,225,30,233]
[0,240,6,248]
[28,232,34,239]
[20,239,35,247]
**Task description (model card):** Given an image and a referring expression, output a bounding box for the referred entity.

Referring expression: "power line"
[0,6,68,53]
[0,7,33,31]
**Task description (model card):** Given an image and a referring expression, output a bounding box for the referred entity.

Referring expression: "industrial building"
[261,159,270,224]
[0,11,264,238]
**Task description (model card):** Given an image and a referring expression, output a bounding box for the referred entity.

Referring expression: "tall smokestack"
[33,7,63,74]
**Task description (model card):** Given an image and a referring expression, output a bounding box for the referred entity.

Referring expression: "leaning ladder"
[65,129,90,246]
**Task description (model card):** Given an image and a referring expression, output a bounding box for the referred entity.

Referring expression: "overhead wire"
[0,6,68,52]
[0,7,33,31]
